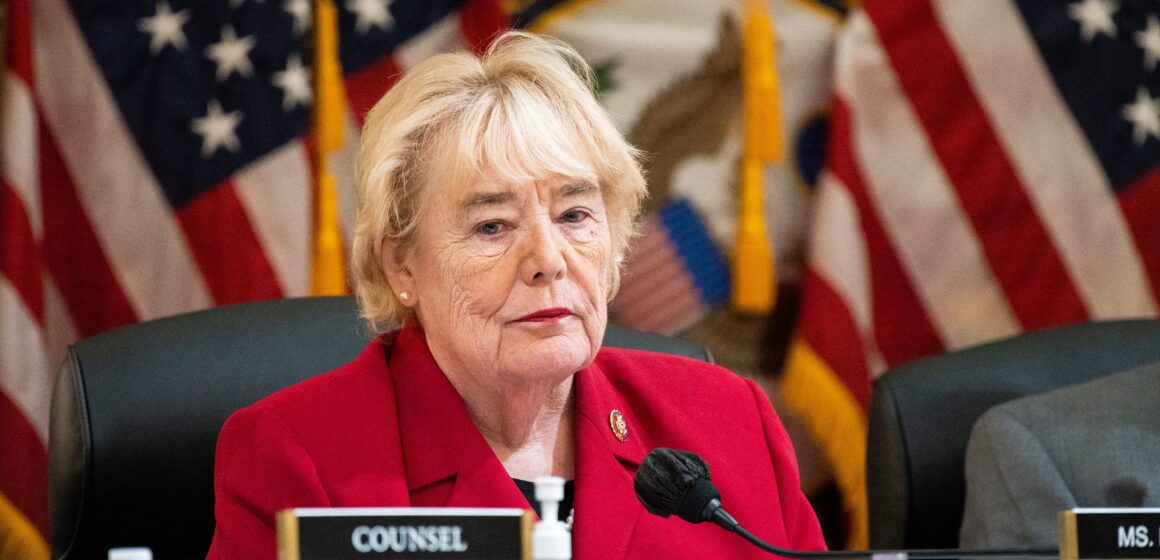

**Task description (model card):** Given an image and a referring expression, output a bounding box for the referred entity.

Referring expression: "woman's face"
[394,171,611,391]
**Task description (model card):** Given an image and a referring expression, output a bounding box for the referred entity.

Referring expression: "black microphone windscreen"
[634,448,717,521]
[676,477,721,523]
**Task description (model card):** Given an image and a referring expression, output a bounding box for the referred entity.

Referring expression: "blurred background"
[3,0,1159,557]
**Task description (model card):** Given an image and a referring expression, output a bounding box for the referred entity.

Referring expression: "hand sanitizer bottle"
[532,476,571,560]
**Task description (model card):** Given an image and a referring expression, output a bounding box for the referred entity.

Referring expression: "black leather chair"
[866,318,1160,550]
[49,296,712,560]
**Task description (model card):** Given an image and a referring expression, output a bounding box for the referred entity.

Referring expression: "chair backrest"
[49,296,712,560]
[866,319,1160,550]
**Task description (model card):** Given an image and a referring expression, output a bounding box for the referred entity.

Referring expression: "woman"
[208,31,824,559]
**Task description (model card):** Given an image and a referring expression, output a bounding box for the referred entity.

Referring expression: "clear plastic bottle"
[532,476,572,560]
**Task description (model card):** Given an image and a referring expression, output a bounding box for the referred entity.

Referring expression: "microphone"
[633,448,1055,559]
[633,448,741,531]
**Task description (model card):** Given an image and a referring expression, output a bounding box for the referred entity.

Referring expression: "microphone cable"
[729,524,1056,559]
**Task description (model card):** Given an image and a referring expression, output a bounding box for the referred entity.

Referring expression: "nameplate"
[1059,508,1160,560]
[277,507,534,560]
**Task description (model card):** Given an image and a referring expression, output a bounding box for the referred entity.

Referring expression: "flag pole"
[732,0,782,313]
[311,0,348,296]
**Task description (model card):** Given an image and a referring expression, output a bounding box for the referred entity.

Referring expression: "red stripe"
[345,56,403,127]
[798,268,872,410]
[38,117,139,337]
[6,0,33,85]
[1119,170,1160,306]
[827,98,945,367]
[459,0,509,53]
[175,181,284,305]
[2,2,41,326]
[867,0,1088,330]
[0,391,48,538]
[1,181,44,323]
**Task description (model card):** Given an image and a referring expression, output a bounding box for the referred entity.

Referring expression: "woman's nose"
[520,221,566,284]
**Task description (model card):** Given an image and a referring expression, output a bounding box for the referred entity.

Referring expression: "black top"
[513,479,575,522]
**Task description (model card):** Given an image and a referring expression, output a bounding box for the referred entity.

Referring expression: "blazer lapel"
[572,360,647,560]
[443,436,528,509]
[390,325,528,510]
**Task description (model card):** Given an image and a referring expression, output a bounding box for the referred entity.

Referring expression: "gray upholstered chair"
[49,296,712,559]
[866,318,1160,550]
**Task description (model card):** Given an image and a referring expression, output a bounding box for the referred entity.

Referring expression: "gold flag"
[732,0,782,313]
[311,0,348,296]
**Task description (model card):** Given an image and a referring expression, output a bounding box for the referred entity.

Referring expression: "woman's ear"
[380,238,417,307]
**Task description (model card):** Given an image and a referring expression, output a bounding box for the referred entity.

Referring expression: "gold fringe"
[311,0,348,296]
[780,336,868,549]
[733,0,781,313]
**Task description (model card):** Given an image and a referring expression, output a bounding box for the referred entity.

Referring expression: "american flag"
[782,0,1160,548]
[611,198,731,334]
[0,0,505,554]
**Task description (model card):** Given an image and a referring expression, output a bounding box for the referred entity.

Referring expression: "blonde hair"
[352,31,647,331]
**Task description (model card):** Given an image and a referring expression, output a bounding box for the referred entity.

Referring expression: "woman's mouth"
[515,307,572,322]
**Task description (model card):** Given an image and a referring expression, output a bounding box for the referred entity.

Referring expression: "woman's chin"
[503,334,594,378]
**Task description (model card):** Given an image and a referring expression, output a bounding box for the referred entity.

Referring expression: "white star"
[206,25,257,82]
[285,0,312,35]
[191,100,244,157]
[1137,15,1160,71]
[346,0,393,34]
[273,55,312,111]
[1122,87,1160,146]
[1068,0,1118,43]
[137,1,190,54]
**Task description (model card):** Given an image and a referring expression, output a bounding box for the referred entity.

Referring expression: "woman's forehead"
[449,173,600,206]
[452,141,595,188]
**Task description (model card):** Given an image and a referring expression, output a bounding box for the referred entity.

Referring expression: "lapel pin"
[609,409,630,442]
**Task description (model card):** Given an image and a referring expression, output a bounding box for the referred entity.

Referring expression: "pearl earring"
[399,291,411,302]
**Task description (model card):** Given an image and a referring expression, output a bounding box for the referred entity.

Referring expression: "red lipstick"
[515,307,571,322]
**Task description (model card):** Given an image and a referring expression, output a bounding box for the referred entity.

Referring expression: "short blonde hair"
[352,31,647,331]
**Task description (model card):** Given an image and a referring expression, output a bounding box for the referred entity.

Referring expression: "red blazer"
[207,325,825,559]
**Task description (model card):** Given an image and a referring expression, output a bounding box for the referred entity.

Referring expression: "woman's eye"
[561,209,590,223]
[477,221,505,235]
